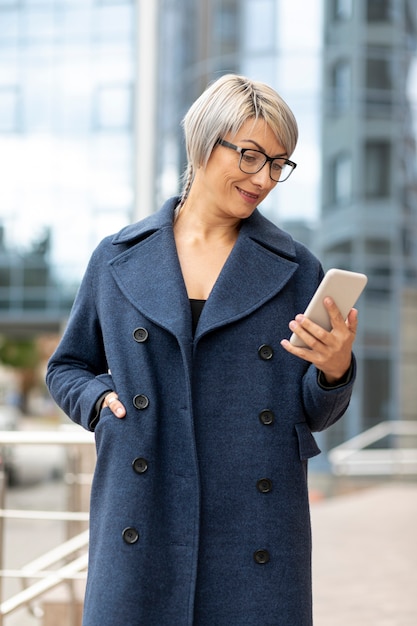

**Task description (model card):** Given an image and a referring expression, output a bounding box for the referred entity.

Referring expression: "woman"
[46,74,357,625]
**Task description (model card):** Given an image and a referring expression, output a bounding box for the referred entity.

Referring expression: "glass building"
[0,0,136,335]
[319,0,417,448]
[0,0,317,332]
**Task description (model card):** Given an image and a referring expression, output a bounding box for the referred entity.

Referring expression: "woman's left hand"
[102,392,126,418]
[280,297,358,385]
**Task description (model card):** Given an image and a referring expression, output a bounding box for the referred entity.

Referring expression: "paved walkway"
[311,481,417,626]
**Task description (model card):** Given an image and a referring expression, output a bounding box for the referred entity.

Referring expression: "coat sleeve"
[46,246,114,431]
[301,357,357,432]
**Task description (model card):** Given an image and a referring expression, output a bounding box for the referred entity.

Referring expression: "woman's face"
[194,118,286,221]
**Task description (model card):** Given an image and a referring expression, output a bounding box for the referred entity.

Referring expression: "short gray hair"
[180,74,298,203]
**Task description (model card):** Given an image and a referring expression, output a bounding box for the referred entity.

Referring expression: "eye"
[242,151,262,164]
[271,160,284,172]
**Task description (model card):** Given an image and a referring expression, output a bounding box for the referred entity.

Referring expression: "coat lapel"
[107,199,300,341]
[195,210,299,339]
[108,199,192,340]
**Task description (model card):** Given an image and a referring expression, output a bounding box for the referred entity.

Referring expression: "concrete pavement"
[311,481,417,626]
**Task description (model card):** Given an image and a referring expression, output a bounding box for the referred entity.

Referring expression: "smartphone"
[289,268,368,348]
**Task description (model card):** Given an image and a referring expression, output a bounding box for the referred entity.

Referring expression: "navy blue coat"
[46,197,355,626]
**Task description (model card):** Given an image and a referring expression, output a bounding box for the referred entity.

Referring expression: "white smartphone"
[289,268,368,348]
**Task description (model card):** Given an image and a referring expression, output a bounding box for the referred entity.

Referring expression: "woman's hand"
[102,392,126,418]
[280,297,358,384]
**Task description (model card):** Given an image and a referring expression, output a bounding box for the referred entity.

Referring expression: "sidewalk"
[311,481,417,626]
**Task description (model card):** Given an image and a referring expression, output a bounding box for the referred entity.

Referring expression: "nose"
[250,162,276,188]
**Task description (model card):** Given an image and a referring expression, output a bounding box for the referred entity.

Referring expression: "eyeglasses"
[217,138,297,183]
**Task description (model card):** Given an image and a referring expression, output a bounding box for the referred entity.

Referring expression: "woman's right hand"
[102,392,126,418]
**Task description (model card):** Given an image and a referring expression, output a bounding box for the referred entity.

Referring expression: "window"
[364,140,391,198]
[0,0,19,7]
[94,84,133,130]
[0,7,19,39]
[243,0,275,53]
[0,86,19,132]
[332,0,352,20]
[362,358,390,426]
[366,51,392,91]
[325,240,353,268]
[365,48,393,116]
[331,60,350,114]
[94,3,134,36]
[366,0,392,22]
[214,0,239,56]
[327,241,353,255]
[330,152,352,205]
[0,0,135,286]
[365,238,391,255]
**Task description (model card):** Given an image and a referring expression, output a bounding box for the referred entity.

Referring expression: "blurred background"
[0,1,416,625]
[1,0,417,453]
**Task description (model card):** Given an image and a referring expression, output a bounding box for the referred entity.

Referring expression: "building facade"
[0,1,136,271]
[154,0,241,209]
[319,0,417,448]
[0,0,136,334]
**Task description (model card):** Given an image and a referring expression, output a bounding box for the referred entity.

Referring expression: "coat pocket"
[295,422,321,460]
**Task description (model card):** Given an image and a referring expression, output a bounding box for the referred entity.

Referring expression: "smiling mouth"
[237,187,259,200]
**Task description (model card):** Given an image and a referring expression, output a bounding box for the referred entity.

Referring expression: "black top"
[190,299,206,334]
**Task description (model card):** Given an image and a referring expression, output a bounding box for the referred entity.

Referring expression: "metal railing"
[0,428,95,626]
[328,420,417,476]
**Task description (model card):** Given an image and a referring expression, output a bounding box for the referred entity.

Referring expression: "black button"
[259,409,275,426]
[258,344,273,360]
[254,549,270,564]
[133,394,149,410]
[257,478,273,493]
[132,457,148,474]
[122,527,139,545]
[133,327,149,343]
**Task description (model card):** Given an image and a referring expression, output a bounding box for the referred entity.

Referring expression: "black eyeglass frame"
[217,138,297,182]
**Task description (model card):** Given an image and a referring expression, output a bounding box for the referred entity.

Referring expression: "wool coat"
[46,197,355,626]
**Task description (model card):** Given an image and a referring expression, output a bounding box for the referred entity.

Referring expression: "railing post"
[66,445,83,626]
[0,469,5,626]
[0,429,94,623]
[66,446,81,541]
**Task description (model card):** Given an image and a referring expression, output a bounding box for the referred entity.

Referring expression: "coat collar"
[109,197,299,340]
